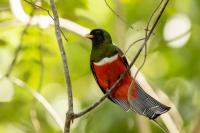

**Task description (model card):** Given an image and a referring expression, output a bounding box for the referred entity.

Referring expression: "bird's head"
[85,29,112,45]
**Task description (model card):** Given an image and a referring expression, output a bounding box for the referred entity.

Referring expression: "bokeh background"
[0,0,199,133]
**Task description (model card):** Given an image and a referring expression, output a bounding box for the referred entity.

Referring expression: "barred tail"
[130,83,170,120]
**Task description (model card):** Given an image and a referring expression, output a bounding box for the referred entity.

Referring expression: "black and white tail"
[129,83,170,120]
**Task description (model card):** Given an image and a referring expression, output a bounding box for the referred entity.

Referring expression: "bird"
[85,28,170,120]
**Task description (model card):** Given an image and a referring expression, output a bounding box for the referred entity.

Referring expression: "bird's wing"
[114,46,129,68]
[90,61,106,94]
[89,45,128,94]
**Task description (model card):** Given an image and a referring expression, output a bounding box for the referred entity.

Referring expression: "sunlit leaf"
[0,78,14,102]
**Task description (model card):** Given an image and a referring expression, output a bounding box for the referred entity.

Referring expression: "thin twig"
[146,0,164,33]
[24,0,54,20]
[131,0,165,79]
[5,6,36,77]
[166,29,191,43]
[6,2,45,131]
[73,68,130,118]
[23,0,68,42]
[30,109,42,133]
[127,0,169,98]
[129,0,169,73]
[127,0,169,132]
[104,0,134,30]
[49,0,73,133]
[37,28,45,92]
[123,0,163,56]
[124,38,145,56]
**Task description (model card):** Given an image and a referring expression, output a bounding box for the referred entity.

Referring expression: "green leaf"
[0,39,7,47]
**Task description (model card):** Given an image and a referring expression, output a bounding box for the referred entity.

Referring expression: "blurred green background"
[0,0,200,133]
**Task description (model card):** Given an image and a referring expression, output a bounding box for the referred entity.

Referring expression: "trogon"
[85,29,170,119]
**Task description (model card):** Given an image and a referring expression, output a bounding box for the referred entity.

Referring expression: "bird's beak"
[85,34,94,39]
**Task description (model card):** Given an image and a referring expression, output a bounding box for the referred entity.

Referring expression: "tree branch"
[74,0,169,121]
[49,0,73,133]
[73,62,134,118]
[127,0,168,101]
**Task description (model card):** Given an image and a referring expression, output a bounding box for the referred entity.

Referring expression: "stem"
[49,0,73,133]
[5,6,36,77]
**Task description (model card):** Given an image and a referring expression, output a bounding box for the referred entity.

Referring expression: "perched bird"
[85,29,170,120]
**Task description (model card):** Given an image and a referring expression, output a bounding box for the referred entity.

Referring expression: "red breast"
[92,54,138,100]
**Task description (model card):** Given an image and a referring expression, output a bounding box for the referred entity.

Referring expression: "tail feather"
[130,83,170,119]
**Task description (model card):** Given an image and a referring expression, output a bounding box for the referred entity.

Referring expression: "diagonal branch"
[127,0,169,98]
[128,0,169,98]
[74,0,169,120]
[73,70,128,118]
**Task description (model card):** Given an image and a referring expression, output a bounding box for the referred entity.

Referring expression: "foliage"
[0,0,199,133]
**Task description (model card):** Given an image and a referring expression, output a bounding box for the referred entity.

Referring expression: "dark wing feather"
[129,83,171,119]
[114,46,129,68]
[90,60,130,111]
[90,61,115,103]
[90,61,106,94]
[90,46,131,111]
[112,45,131,111]
[89,44,127,95]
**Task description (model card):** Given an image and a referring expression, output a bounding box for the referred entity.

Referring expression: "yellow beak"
[85,34,94,39]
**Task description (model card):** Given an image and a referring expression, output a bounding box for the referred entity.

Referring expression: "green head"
[85,29,116,62]
[85,29,112,46]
